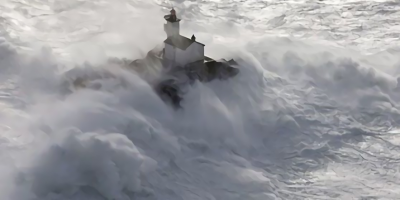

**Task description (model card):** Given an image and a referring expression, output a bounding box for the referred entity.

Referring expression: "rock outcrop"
[66,47,239,109]
[127,47,239,108]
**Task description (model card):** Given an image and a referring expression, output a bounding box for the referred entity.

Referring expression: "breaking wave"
[1,1,400,200]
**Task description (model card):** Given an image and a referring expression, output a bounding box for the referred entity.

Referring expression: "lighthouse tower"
[164,8,181,37]
[162,8,205,69]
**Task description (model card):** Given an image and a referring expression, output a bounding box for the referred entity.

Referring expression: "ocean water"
[0,0,400,199]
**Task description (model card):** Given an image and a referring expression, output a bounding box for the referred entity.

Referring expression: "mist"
[0,0,400,199]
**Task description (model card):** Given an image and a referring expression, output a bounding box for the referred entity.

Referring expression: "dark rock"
[153,79,183,109]
[66,47,239,109]
[124,47,240,108]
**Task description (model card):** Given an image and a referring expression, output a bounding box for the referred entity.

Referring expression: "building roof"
[204,56,214,62]
[164,35,205,50]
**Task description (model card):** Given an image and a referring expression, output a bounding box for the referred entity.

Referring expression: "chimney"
[191,34,196,41]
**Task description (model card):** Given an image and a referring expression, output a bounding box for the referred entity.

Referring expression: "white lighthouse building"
[162,8,206,69]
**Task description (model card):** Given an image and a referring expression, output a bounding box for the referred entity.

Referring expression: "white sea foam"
[0,0,400,199]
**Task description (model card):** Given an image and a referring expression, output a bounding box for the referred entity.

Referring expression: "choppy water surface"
[0,0,400,199]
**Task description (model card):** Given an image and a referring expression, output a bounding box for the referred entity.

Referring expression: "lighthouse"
[162,8,205,69]
[164,8,181,37]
